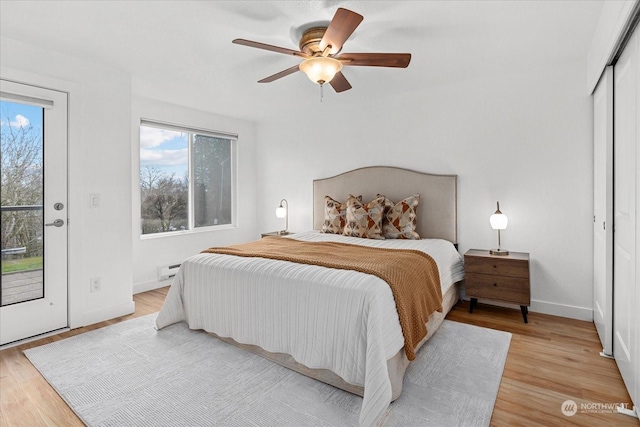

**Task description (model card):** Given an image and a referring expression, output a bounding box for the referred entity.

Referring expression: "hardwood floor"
[1,289,637,426]
[0,288,167,427]
[447,302,638,427]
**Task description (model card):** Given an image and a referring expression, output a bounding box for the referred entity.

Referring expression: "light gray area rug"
[25,315,511,427]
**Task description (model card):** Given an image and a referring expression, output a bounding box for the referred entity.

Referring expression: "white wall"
[130,96,258,293]
[1,36,135,327]
[257,57,595,320]
[1,4,600,322]
[1,36,259,325]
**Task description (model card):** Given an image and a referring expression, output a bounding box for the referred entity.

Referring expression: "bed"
[155,166,464,426]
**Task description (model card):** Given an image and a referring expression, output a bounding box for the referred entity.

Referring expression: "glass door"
[0,80,68,345]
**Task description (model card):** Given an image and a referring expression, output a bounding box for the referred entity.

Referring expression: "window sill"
[139,224,236,240]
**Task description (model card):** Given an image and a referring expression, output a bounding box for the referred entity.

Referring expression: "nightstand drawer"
[465,256,528,278]
[465,272,530,305]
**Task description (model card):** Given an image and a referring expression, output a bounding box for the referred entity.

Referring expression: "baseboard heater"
[158,263,181,281]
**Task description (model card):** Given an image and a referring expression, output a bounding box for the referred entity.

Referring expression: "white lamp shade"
[299,57,343,85]
[490,213,508,230]
[275,206,287,218]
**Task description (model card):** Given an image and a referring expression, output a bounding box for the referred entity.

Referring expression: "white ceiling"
[0,0,604,123]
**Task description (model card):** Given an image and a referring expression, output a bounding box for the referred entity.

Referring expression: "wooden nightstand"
[260,231,294,238]
[464,249,530,323]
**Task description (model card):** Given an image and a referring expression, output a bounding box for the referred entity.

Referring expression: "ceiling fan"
[232,7,411,93]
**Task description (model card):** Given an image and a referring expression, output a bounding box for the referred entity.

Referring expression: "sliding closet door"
[613,26,639,411]
[593,66,614,356]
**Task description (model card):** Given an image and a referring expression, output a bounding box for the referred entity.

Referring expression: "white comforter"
[155,231,464,426]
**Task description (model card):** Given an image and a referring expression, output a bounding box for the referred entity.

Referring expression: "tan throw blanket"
[201,237,442,361]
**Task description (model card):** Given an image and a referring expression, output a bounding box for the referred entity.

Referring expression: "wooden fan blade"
[338,53,411,68]
[258,64,301,83]
[329,71,352,93]
[232,39,308,58]
[319,8,363,55]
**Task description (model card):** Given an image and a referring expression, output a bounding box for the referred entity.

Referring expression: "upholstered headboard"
[313,166,457,244]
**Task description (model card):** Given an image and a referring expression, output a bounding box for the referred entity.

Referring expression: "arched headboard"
[313,166,457,244]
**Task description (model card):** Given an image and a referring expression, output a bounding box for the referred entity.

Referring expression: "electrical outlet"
[90,277,101,293]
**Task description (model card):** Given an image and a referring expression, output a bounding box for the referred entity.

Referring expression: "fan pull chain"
[320,83,324,102]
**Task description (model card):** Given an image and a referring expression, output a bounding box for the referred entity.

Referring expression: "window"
[139,121,235,236]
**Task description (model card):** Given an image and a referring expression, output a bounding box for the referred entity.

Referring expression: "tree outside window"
[139,122,234,236]
[1,103,44,273]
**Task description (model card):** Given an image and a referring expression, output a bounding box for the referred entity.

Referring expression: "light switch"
[90,194,100,208]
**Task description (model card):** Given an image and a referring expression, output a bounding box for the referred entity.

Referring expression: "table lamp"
[489,201,509,255]
[275,199,289,235]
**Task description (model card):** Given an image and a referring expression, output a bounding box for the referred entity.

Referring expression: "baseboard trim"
[461,295,593,321]
[617,405,639,418]
[529,299,593,321]
[133,279,171,295]
[82,300,135,327]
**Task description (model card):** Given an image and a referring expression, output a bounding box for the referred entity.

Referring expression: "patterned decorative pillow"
[378,194,421,239]
[343,195,386,239]
[321,195,362,234]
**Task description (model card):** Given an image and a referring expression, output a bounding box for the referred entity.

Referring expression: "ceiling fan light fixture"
[233,8,410,93]
[299,56,343,85]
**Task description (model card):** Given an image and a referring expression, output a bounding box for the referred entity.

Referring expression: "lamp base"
[490,248,509,256]
[277,230,291,236]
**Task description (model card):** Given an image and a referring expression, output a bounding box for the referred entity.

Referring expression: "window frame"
[139,119,237,239]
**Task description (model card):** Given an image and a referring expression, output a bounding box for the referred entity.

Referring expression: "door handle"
[45,219,64,227]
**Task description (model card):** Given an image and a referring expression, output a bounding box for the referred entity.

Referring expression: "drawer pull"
[493,265,497,268]
[493,283,497,287]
